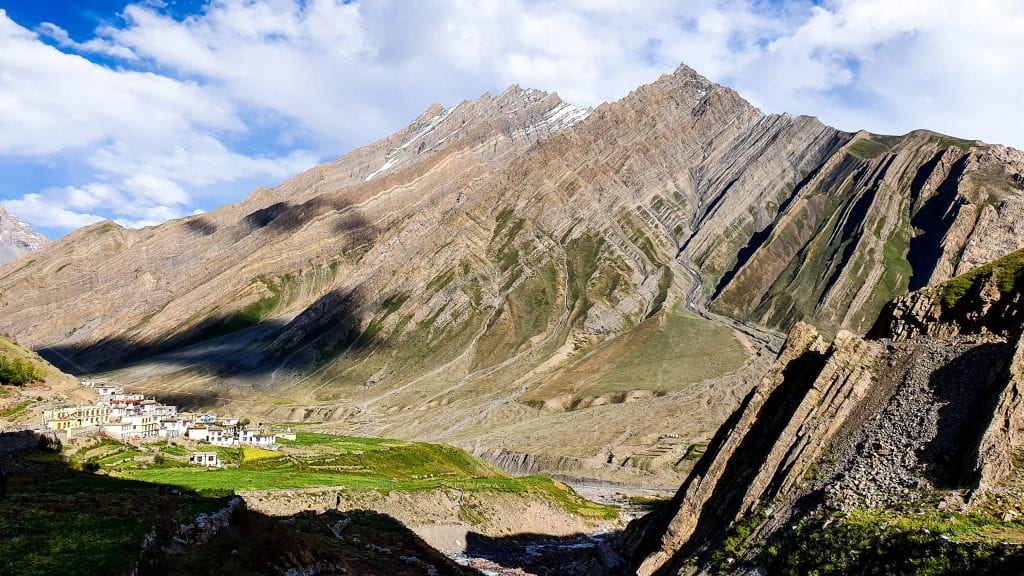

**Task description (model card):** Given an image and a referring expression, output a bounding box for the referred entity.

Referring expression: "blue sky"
[2,0,1024,239]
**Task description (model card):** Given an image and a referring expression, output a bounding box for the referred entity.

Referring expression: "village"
[40,380,292,467]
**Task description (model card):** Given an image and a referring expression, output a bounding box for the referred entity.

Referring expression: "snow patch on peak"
[365,107,455,181]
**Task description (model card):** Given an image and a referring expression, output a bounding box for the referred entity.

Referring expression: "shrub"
[0,356,45,386]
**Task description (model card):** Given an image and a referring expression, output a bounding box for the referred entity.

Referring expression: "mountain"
[613,251,1024,575]
[0,204,46,265]
[1,64,1023,487]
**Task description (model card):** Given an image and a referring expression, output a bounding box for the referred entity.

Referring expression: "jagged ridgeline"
[1,64,1023,485]
[0,204,48,265]
[614,254,1024,576]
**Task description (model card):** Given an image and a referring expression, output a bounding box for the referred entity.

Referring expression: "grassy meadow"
[67,431,616,519]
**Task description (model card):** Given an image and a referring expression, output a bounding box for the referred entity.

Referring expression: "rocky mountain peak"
[0,204,47,265]
[357,84,588,183]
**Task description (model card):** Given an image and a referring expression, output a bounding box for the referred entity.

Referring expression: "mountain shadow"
[37,287,378,383]
[0,430,480,576]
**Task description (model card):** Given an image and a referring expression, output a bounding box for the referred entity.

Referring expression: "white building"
[96,385,121,397]
[208,426,234,447]
[189,452,221,467]
[126,414,159,439]
[186,425,209,442]
[238,428,277,447]
[102,421,132,440]
[43,405,110,431]
[158,418,188,439]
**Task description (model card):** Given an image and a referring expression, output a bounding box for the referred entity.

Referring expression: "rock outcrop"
[618,254,1024,575]
[625,324,881,575]
[0,204,46,265]
[871,247,1024,341]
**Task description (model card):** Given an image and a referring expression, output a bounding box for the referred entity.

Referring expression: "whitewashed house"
[238,428,277,447]
[158,418,188,439]
[189,452,221,467]
[186,425,210,442]
[251,431,276,447]
[208,426,234,447]
[96,385,121,397]
[102,421,132,440]
[125,414,159,439]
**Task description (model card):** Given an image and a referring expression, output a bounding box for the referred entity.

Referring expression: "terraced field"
[69,432,616,520]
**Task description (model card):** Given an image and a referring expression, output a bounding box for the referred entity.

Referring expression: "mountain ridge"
[0,204,46,265]
[2,62,1023,487]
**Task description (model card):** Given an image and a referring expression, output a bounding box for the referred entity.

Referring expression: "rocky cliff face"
[1,64,1024,486]
[708,132,1024,335]
[871,247,1024,341]
[0,204,46,265]
[618,255,1024,575]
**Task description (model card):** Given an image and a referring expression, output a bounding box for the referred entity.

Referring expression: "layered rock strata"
[620,256,1024,575]
[2,64,1024,484]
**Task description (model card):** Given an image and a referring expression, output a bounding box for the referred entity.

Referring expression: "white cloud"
[37,22,139,60]
[2,0,1024,237]
[723,0,1024,143]
[0,8,319,235]
[3,192,107,230]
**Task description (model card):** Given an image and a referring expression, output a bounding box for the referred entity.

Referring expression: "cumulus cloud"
[1,0,1023,236]
[0,9,321,234]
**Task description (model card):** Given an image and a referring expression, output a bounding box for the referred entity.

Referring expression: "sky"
[1,1,1023,239]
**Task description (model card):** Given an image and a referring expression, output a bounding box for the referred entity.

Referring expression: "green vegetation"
[380,292,410,315]
[616,209,663,265]
[766,509,1024,575]
[0,355,45,386]
[1,459,231,576]
[472,259,559,370]
[682,443,708,462]
[111,432,617,520]
[525,306,748,401]
[1,399,33,418]
[647,266,673,318]
[848,138,893,160]
[626,495,673,507]
[715,508,768,567]
[228,273,296,329]
[160,444,188,457]
[932,135,977,152]
[0,336,46,385]
[856,207,913,332]
[4,437,481,576]
[941,248,1024,307]
[1,508,146,576]
[425,269,456,293]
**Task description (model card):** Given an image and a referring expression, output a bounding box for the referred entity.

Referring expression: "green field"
[0,449,480,576]
[101,432,617,519]
[2,430,617,575]
[1,468,230,576]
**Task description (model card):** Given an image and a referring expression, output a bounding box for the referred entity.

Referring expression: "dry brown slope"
[2,64,1024,486]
